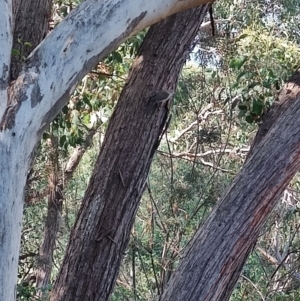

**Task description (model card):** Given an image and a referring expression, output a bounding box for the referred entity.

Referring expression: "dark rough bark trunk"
[158,70,300,301]
[50,5,209,301]
[11,0,52,81]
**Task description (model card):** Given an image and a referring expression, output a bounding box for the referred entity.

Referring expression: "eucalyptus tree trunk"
[0,1,212,299]
[50,5,210,301]
[3,0,300,300]
[10,0,52,81]
[159,71,300,301]
[0,0,51,299]
[11,0,53,296]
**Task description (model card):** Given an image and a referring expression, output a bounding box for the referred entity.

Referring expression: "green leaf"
[267,68,275,78]
[230,82,238,89]
[252,99,264,115]
[248,82,260,89]
[59,135,67,147]
[245,115,254,123]
[82,113,90,125]
[238,104,248,110]
[112,51,123,63]
[82,94,92,109]
[238,109,247,117]
[68,135,76,147]
[11,49,20,57]
[76,136,84,145]
[262,81,271,89]
[236,71,247,82]
[52,127,59,137]
[71,110,79,125]
[62,105,68,114]
[60,6,68,17]
[65,120,72,129]
[42,132,50,140]
[236,33,248,41]
[229,56,248,70]
[24,42,32,47]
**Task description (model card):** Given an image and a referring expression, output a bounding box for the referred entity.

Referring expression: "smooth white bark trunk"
[0,137,30,300]
[0,0,213,300]
[0,0,12,116]
[5,0,212,133]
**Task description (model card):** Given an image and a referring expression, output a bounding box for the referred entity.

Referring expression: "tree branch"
[0,0,12,116]
[0,0,215,137]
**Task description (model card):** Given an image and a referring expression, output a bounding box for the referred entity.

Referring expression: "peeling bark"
[0,0,51,299]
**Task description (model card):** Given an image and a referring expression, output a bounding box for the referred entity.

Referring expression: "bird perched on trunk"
[150,89,175,109]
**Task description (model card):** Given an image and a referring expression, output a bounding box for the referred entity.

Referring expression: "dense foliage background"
[18,0,300,300]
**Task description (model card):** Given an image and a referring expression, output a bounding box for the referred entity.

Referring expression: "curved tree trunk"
[0,1,51,300]
[50,5,209,301]
[10,1,53,296]
[0,1,213,299]
[159,71,300,301]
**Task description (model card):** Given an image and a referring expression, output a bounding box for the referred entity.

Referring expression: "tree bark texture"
[10,0,52,80]
[0,1,51,300]
[35,136,62,297]
[0,1,213,299]
[0,1,214,299]
[50,6,209,301]
[0,1,12,115]
[159,69,300,301]
[0,0,214,131]
[34,128,98,294]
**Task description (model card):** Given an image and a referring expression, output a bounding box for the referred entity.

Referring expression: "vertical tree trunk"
[50,5,209,301]
[10,0,52,80]
[35,129,97,296]
[35,136,62,297]
[0,149,29,301]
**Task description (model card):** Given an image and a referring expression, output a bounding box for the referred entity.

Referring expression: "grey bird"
[150,90,175,111]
